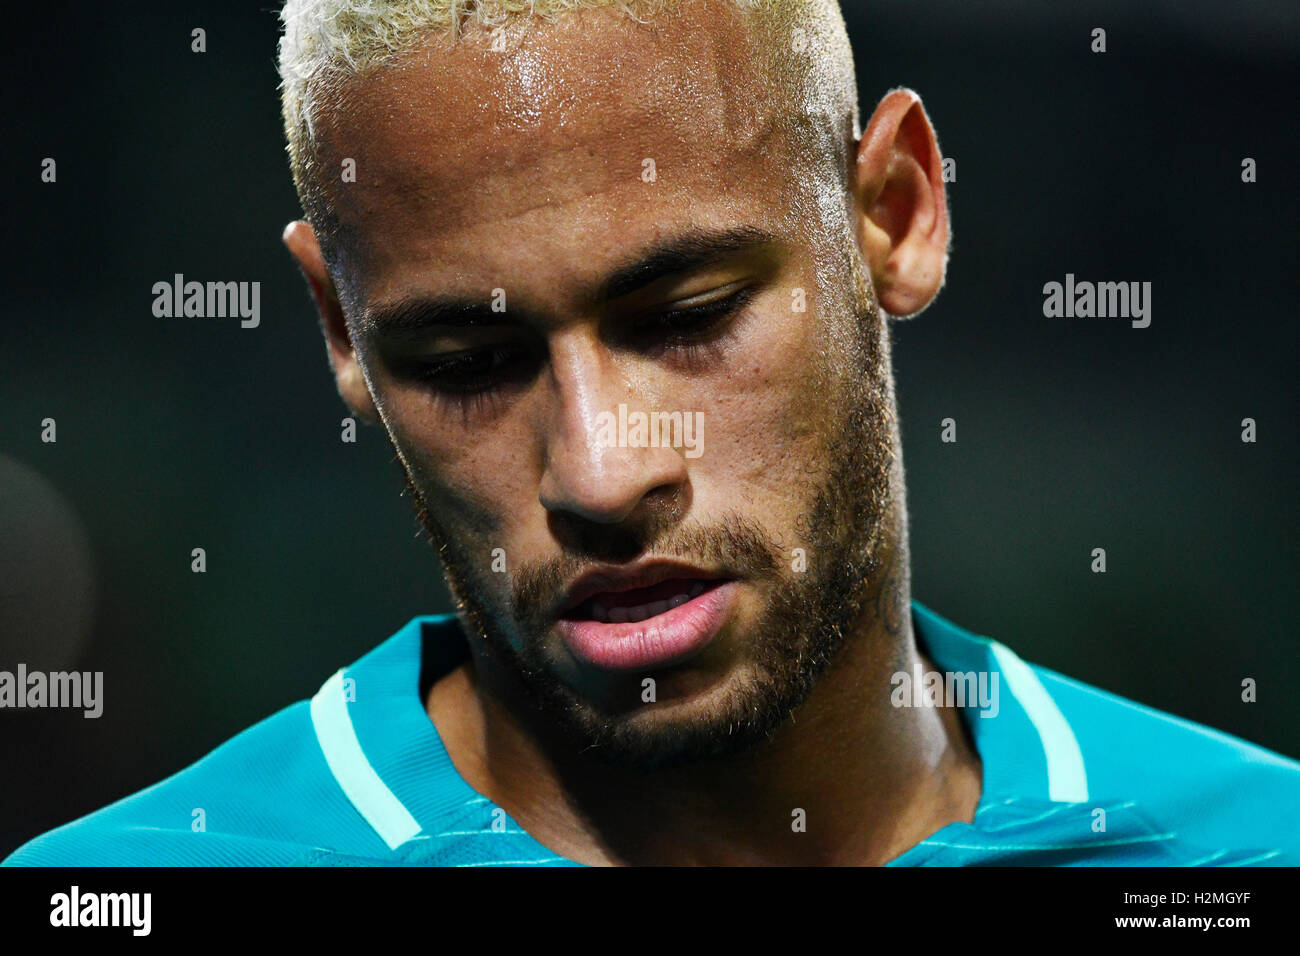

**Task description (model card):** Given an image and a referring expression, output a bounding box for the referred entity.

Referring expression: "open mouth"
[554,570,738,672]
[564,578,725,624]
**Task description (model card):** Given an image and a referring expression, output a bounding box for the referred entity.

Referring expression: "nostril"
[539,446,689,528]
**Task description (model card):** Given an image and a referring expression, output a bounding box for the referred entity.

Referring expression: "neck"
[428,530,984,866]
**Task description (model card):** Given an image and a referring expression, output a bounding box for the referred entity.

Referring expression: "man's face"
[312,4,898,767]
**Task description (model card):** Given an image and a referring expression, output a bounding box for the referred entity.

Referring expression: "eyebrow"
[359,224,782,341]
[596,224,782,302]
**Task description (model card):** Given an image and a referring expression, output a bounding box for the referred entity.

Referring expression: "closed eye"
[409,284,758,402]
[414,342,537,396]
[629,284,759,351]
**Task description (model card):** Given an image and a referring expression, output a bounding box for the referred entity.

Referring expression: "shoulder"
[3,699,364,866]
[914,602,1299,864]
[1032,660,1300,861]
[4,616,479,867]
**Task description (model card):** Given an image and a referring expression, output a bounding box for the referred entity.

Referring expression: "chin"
[545,661,793,771]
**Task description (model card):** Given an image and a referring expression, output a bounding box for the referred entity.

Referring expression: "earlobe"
[282,220,380,425]
[853,89,951,319]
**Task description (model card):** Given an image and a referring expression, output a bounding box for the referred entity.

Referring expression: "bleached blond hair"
[277,0,860,267]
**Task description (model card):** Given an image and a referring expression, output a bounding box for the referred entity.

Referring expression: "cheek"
[688,300,844,512]
[373,381,540,549]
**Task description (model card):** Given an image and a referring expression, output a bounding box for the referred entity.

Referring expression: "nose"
[537,338,689,525]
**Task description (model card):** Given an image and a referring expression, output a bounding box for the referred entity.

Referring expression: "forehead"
[312,3,811,303]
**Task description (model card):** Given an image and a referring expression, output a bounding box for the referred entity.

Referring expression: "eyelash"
[417,286,757,399]
[635,285,757,348]
[416,345,533,397]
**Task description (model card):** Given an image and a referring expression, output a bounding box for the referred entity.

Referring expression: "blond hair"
[277,0,859,266]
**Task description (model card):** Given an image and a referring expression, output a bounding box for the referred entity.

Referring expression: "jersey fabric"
[5,601,1297,866]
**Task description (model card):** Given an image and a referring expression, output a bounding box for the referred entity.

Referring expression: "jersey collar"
[309,601,1090,863]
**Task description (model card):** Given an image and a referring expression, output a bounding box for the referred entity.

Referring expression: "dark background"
[1,0,1296,858]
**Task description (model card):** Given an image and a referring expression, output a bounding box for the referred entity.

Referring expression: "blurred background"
[1,0,1296,857]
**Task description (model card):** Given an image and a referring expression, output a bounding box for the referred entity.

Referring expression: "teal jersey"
[5,602,1297,866]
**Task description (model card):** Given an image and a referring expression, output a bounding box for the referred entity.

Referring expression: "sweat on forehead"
[279,0,861,276]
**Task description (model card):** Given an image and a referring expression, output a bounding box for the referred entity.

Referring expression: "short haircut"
[277,0,860,276]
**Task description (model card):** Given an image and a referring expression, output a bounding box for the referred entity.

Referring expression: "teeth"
[583,581,715,624]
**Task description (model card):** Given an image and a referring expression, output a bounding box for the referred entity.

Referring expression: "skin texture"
[283,0,978,864]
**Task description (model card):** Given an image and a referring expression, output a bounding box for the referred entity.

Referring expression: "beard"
[400,290,898,771]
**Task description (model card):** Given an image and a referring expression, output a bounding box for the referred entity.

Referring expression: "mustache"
[511,511,783,626]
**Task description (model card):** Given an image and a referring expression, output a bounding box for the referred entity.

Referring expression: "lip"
[554,561,726,620]
[556,579,738,672]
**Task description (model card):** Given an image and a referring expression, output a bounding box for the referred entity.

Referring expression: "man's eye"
[417,345,533,394]
[637,286,758,345]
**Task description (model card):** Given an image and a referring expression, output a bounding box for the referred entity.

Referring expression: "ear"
[853,88,950,318]
[282,221,380,424]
